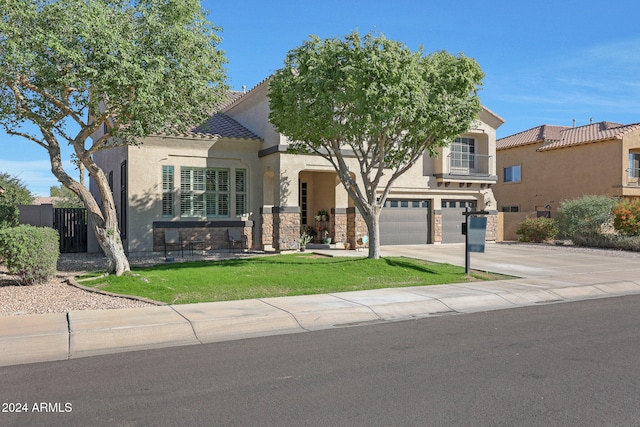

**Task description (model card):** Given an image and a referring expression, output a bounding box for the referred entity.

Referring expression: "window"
[451,137,475,170]
[300,182,308,225]
[502,206,519,212]
[180,167,230,217]
[629,153,640,178]
[162,165,174,217]
[235,169,247,216]
[442,200,477,209]
[504,165,521,183]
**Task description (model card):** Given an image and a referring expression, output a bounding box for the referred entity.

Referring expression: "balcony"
[436,152,495,181]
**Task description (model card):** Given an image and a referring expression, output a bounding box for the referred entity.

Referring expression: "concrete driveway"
[380,242,640,279]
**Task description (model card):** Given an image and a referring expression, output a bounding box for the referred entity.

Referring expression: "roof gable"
[498,121,640,151]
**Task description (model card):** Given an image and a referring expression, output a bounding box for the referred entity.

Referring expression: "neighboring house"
[494,121,640,218]
[89,79,504,253]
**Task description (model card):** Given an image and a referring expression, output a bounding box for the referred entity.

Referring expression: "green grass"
[78,254,506,304]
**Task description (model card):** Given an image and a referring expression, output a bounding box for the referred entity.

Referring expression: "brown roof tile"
[190,113,261,140]
[538,122,640,151]
[498,121,640,151]
[496,124,568,150]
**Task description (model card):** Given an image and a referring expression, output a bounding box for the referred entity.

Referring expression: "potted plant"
[304,225,316,240]
[322,229,331,244]
[299,232,312,251]
[317,209,329,221]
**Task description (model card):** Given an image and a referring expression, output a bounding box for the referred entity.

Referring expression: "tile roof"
[190,113,261,140]
[497,121,640,151]
[496,125,568,150]
[538,122,640,151]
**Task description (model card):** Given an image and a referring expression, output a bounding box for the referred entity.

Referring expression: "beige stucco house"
[494,121,640,218]
[90,79,505,253]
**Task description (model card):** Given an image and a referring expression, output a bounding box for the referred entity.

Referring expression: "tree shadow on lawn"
[383,257,445,275]
[132,254,443,275]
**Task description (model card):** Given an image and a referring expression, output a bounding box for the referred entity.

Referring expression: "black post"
[465,206,470,275]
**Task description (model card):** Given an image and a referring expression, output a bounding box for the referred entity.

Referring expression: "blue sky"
[2,0,640,195]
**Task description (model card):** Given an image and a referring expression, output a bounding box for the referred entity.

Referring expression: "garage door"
[380,200,430,245]
[441,200,476,243]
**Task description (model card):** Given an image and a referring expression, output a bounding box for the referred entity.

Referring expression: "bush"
[516,216,558,243]
[572,233,640,252]
[555,195,618,240]
[0,172,33,228]
[612,199,640,236]
[0,225,59,285]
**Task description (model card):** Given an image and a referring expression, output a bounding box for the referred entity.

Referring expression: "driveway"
[379,242,640,280]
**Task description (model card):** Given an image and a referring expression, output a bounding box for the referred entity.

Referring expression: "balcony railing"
[446,153,492,176]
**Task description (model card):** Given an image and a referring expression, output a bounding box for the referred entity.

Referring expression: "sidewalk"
[2,243,640,367]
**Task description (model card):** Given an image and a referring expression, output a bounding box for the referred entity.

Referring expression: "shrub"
[516,216,558,243]
[555,195,618,240]
[0,172,33,228]
[572,233,640,252]
[612,199,640,236]
[0,225,59,285]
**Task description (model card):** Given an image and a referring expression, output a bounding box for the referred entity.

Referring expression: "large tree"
[269,31,484,258]
[0,0,227,275]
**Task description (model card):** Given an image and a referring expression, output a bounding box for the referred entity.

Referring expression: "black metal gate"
[53,208,88,253]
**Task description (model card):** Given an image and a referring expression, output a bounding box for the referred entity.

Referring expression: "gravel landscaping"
[0,251,259,316]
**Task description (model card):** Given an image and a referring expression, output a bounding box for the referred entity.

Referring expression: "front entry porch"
[260,170,367,252]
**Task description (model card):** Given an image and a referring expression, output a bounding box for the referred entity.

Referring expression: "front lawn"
[78,254,505,304]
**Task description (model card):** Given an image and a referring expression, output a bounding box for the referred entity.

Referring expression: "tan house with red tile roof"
[493,121,640,218]
[90,80,504,253]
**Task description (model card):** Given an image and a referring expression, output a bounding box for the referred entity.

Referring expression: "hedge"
[0,225,59,285]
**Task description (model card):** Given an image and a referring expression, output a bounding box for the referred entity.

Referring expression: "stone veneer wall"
[273,206,300,251]
[260,207,274,248]
[346,207,368,250]
[331,208,347,245]
[485,211,498,241]
[433,211,443,243]
[152,221,253,252]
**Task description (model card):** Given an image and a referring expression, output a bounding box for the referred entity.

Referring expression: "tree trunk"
[78,159,131,276]
[90,210,130,276]
[47,142,130,275]
[365,206,382,259]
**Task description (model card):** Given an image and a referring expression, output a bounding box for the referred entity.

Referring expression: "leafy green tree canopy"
[269,31,484,258]
[1,0,227,143]
[0,172,32,228]
[0,0,227,275]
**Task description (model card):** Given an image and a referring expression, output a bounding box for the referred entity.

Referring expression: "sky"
[2,0,640,196]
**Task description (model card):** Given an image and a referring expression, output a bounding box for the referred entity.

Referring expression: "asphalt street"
[2,294,640,426]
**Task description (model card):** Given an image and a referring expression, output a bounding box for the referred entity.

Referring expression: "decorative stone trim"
[346,207,367,250]
[433,211,443,243]
[485,211,498,242]
[331,208,347,244]
[260,207,274,248]
[273,206,300,251]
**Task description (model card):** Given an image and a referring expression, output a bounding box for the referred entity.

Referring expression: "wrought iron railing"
[446,153,492,176]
